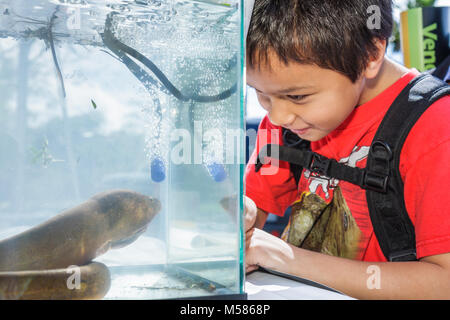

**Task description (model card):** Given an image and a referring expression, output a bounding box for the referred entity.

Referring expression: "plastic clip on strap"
[362,141,392,193]
[255,144,330,173]
[309,153,332,176]
[255,144,367,188]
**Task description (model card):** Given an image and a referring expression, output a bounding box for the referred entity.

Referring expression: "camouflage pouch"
[281,186,361,259]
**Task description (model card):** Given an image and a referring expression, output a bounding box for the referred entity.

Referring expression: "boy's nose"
[268,99,296,128]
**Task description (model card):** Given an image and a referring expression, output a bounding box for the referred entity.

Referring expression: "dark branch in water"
[11,7,68,98]
[48,9,66,98]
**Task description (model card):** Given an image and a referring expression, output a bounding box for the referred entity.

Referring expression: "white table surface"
[245,270,355,300]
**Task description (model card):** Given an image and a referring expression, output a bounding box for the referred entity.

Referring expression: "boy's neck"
[358,57,411,106]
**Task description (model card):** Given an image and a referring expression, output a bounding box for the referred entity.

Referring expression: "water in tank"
[0,0,245,299]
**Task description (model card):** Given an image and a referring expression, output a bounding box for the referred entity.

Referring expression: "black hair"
[247,0,393,82]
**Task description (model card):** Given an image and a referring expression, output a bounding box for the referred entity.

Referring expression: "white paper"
[245,271,355,300]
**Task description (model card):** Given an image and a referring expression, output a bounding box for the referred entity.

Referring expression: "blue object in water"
[151,157,166,182]
[207,162,227,182]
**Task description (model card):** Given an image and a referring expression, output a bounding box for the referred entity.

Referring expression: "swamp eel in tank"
[0,262,110,300]
[0,190,160,299]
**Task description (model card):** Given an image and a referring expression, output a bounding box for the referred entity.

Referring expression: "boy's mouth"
[291,127,311,135]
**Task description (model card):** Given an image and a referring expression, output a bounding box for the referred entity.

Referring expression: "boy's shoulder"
[370,72,449,163]
[401,93,450,169]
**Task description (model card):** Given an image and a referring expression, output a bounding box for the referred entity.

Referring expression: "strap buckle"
[370,140,393,163]
[364,140,392,193]
[363,171,389,193]
[309,153,331,176]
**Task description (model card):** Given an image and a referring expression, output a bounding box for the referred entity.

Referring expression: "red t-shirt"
[245,71,450,262]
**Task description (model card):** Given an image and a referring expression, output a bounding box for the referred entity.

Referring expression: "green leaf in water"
[91,99,97,109]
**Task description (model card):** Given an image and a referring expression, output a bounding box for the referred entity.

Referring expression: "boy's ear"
[363,39,387,80]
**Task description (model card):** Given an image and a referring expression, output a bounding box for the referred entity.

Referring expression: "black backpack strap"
[281,128,310,184]
[255,142,389,192]
[255,143,379,193]
[366,74,450,262]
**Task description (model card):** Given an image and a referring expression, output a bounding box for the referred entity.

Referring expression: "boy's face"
[247,52,365,142]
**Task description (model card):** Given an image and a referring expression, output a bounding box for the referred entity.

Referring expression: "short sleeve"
[401,96,450,259]
[244,116,298,216]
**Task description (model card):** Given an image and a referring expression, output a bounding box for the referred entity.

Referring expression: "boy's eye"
[287,94,307,102]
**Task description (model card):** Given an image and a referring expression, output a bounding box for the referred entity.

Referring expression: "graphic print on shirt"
[303,146,370,200]
[282,145,370,259]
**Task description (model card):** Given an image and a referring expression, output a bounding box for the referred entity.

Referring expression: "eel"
[0,262,111,300]
[0,190,161,272]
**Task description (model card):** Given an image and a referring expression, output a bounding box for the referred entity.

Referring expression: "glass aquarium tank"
[0,0,245,299]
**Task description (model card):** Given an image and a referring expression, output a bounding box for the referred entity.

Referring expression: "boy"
[244,0,450,299]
